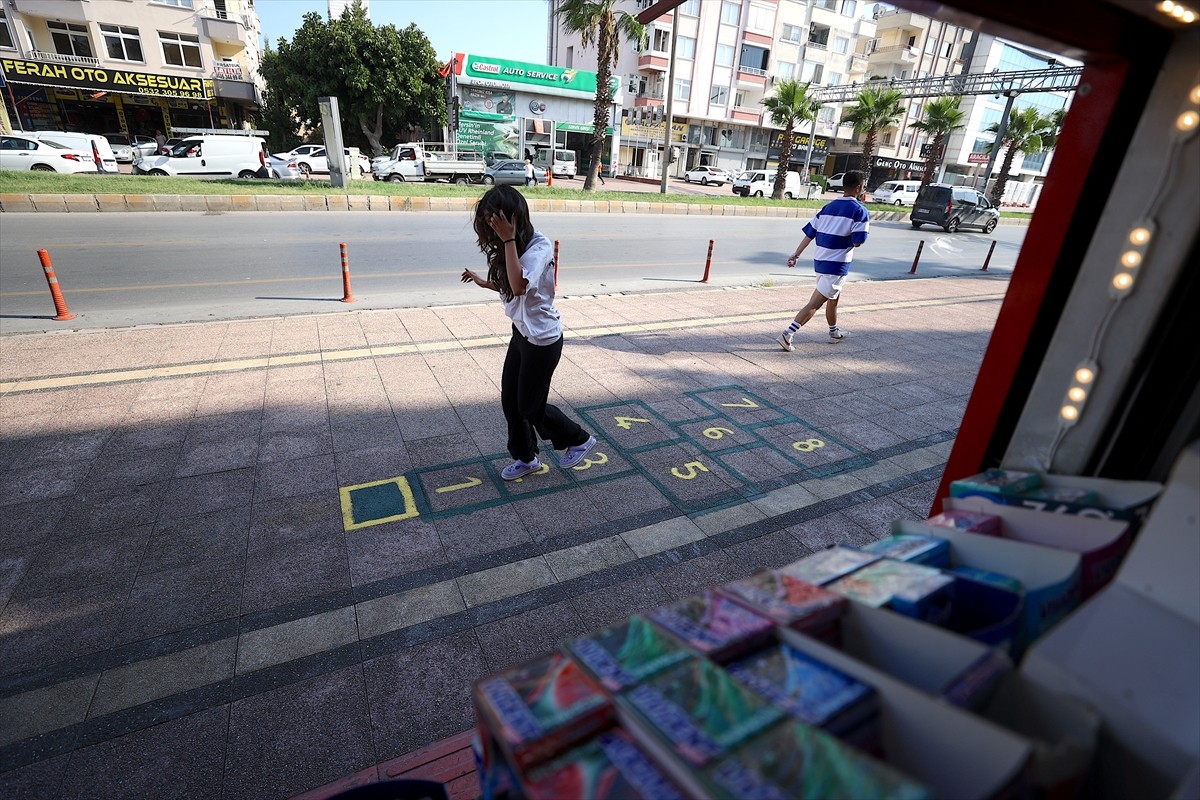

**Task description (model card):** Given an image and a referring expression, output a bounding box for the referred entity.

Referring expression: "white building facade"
[0,0,264,136]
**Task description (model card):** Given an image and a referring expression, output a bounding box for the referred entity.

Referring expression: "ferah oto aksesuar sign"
[1,58,213,100]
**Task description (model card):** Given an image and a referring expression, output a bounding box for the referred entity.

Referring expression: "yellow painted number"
[436,476,483,494]
[513,463,550,482]
[572,451,609,471]
[703,427,735,440]
[614,416,650,430]
[792,438,826,453]
[671,461,710,480]
[720,398,760,408]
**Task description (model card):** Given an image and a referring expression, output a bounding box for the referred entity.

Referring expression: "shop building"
[447,52,618,175]
[0,0,264,138]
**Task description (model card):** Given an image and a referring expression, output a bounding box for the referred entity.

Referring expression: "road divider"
[340,242,358,303]
[701,239,715,283]
[36,249,76,321]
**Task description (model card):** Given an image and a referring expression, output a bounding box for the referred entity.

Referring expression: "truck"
[371,143,487,184]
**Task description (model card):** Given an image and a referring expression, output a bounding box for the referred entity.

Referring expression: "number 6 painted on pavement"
[703,427,735,440]
[672,461,710,480]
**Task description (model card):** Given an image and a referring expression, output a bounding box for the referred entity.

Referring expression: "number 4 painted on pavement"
[615,416,650,430]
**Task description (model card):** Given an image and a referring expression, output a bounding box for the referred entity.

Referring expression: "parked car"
[264,154,302,180]
[826,172,845,191]
[0,134,100,174]
[286,146,370,178]
[131,135,158,159]
[872,180,923,206]
[732,169,819,199]
[23,131,118,173]
[103,133,136,163]
[134,135,268,179]
[159,137,183,155]
[910,184,1000,233]
[683,166,730,186]
[276,144,326,160]
[482,159,546,185]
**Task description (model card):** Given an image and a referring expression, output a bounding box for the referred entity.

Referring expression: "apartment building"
[0,0,264,137]
[547,0,1072,197]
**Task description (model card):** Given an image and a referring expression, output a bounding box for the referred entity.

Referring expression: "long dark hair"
[473,185,534,301]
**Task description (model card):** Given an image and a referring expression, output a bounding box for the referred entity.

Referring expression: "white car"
[684,165,730,186]
[0,134,99,174]
[285,146,371,178]
[265,154,303,180]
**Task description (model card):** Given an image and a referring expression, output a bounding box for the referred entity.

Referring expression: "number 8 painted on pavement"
[792,438,825,453]
[671,461,710,480]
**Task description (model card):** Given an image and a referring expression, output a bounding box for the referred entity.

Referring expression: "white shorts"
[816,273,847,300]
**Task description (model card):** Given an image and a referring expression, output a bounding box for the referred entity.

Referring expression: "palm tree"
[556,0,647,192]
[984,106,1058,205]
[761,80,821,201]
[910,96,965,186]
[840,86,906,190]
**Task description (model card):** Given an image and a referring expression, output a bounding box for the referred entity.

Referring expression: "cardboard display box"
[949,472,1161,529]
[945,496,1131,598]
[1020,444,1200,800]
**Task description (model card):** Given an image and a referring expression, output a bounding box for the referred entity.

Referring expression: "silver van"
[872,180,923,206]
[24,131,118,173]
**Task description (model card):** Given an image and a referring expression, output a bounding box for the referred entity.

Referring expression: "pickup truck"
[371,144,486,184]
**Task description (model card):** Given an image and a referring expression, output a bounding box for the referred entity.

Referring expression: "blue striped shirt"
[801,197,871,276]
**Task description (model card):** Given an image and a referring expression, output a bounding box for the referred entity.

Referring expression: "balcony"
[868,44,919,65]
[731,106,762,123]
[633,93,665,106]
[637,53,670,73]
[736,65,768,87]
[11,0,87,23]
[28,50,100,68]
[202,15,246,47]
[872,8,931,32]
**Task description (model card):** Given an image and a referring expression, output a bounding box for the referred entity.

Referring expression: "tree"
[840,86,906,190]
[761,80,821,201]
[260,2,444,156]
[984,106,1058,205]
[910,95,965,186]
[253,82,303,155]
[556,0,646,192]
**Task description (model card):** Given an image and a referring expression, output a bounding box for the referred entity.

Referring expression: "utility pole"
[983,90,1018,195]
[659,10,679,194]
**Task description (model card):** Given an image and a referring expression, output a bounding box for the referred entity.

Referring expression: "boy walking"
[777,170,870,350]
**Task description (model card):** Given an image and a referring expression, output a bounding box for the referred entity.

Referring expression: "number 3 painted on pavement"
[573,451,609,471]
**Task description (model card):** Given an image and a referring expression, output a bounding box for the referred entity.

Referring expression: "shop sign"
[455,53,619,99]
[768,130,829,161]
[967,152,990,164]
[212,62,244,81]
[556,121,613,135]
[0,58,213,99]
[620,119,686,142]
[52,88,79,101]
[871,155,924,170]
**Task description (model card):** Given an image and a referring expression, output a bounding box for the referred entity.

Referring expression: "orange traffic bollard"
[340,242,357,302]
[553,240,560,290]
[982,239,997,271]
[701,240,715,283]
[547,169,553,188]
[36,249,76,321]
[909,240,924,274]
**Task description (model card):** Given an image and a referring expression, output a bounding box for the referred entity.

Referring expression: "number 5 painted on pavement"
[671,461,710,480]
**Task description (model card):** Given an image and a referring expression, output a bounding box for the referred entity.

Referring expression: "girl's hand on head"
[488,211,515,241]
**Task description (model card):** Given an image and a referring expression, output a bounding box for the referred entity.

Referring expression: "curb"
[0,193,1030,225]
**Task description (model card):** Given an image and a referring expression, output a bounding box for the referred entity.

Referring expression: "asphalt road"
[0,210,1023,333]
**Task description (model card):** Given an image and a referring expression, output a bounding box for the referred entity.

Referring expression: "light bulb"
[1129,227,1152,245]
[1161,0,1176,9]
[1183,8,1197,20]
[1190,84,1200,105]
[1172,5,1186,16]
[1075,367,1095,384]
[1113,273,1134,291]
[1180,111,1200,132]
[1068,387,1087,402]
[1061,405,1079,421]
[1121,250,1143,267]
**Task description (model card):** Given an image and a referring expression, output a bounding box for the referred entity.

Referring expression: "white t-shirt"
[502,231,561,344]
[525,162,534,179]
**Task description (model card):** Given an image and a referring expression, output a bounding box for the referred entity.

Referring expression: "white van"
[732,170,820,199]
[24,131,118,173]
[134,135,267,179]
[533,148,577,179]
[872,180,923,206]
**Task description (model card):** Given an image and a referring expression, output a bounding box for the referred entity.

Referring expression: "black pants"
[502,326,588,462]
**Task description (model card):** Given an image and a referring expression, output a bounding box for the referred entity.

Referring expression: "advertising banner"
[457,111,520,159]
[620,119,686,142]
[463,86,517,119]
[455,53,619,100]
[768,130,830,161]
[1,57,213,99]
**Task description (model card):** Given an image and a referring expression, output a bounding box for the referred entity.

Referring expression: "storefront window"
[48,21,93,59]
[101,24,143,62]
[0,13,15,50]
[159,31,202,68]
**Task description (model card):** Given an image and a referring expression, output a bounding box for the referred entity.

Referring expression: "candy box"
[827,559,955,627]
[473,649,614,770]
[718,570,846,639]
[521,727,687,800]
[942,570,1024,653]
[779,546,880,586]
[702,720,934,800]
[860,533,951,568]
[951,468,1043,496]
[619,657,785,767]
[1019,485,1099,505]
[725,642,878,740]
[648,591,775,664]
[565,615,695,693]
[947,471,1161,530]
[924,508,1001,536]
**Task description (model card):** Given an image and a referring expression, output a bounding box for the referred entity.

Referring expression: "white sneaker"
[828,329,846,342]
[776,333,795,352]
[501,458,542,481]
[561,435,597,468]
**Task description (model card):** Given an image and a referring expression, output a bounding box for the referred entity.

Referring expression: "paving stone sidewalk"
[0,274,1006,799]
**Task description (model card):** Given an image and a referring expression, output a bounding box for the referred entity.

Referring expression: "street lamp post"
[659,10,679,194]
[983,89,1018,196]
